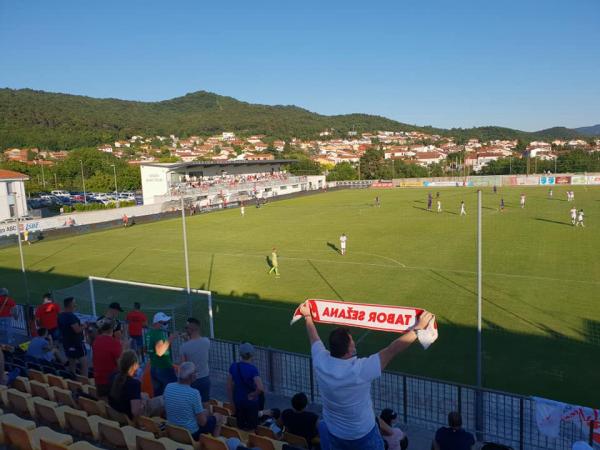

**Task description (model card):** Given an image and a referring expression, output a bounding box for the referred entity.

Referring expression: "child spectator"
[432,411,475,450]
[281,393,319,447]
[379,409,408,450]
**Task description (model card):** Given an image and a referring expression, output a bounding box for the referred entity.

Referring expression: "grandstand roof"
[140,160,296,170]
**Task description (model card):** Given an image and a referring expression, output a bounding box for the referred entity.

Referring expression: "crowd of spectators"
[171,171,292,195]
[1,291,592,450]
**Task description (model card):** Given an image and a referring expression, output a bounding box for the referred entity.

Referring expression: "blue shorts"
[191,415,217,440]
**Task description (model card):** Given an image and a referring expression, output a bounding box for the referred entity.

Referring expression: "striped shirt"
[164,382,203,433]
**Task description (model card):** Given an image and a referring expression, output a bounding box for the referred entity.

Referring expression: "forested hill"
[0,88,589,150]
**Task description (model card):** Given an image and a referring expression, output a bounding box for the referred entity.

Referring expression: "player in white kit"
[460,201,466,216]
[339,233,347,255]
[570,207,577,225]
[576,209,584,227]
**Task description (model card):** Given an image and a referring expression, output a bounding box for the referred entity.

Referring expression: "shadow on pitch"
[534,218,572,227]
[307,259,345,301]
[412,205,430,212]
[326,242,340,254]
[1,265,599,406]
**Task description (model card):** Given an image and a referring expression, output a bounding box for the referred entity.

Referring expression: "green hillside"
[0,88,587,150]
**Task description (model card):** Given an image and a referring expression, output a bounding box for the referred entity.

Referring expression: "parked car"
[50,190,71,197]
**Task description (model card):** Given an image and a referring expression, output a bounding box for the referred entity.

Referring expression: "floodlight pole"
[13,192,30,304]
[476,189,483,439]
[80,160,87,204]
[110,164,119,206]
[180,196,192,315]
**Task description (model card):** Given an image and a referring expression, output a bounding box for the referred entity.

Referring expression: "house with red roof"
[0,169,29,221]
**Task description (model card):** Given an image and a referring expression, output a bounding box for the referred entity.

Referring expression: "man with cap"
[227,342,265,431]
[164,361,225,439]
[145,312,177,396]
[96,302,124,339]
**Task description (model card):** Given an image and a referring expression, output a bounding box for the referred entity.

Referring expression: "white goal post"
[54,276,214,338]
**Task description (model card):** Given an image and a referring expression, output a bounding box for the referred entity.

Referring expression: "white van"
[50,190,71,197]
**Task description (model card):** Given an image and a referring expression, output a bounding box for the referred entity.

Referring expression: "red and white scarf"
[291,299,438,349]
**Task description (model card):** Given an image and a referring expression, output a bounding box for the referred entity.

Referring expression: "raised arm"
[379,311,433,370]
[299,302,320,345]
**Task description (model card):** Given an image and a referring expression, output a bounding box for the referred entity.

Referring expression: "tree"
[326,162,358,181]
[286,157,322,176]
[359,149,387,179]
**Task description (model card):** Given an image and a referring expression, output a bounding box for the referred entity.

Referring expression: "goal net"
[52,276,214,338]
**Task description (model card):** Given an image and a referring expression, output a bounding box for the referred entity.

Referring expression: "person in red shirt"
[126,302,147,356]
[34,293,61,340]
[0,288,17,345]
[92,318,123,398]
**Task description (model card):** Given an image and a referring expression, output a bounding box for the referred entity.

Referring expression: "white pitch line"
[138,246,600,286]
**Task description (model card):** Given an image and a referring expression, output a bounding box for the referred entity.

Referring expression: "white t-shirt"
[311,340,381,440]
[340,236,347,247]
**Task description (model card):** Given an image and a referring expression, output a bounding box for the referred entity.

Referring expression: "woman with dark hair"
[109,350,143,419]
[379,409,408,450]
[109,350,163,419]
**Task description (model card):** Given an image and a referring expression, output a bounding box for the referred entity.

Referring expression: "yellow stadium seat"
[211,405,232,416]
[77,397,106,418]
[283,431,308,449]
[136,415,165,437]
[46,375,67,390]
[63,410,118,441]
[40,439,104,450]
[33,397,79,429]
[7,389,35,418]
[67,441,105,450]
[199,434,228,450]
[3,422,73,450]
[0,413,36,445]
[52,388,77,409]
[105,404,133,426]
[65,380,83,394]
[27,370,47,385]
[75,375,92,386]
[29,381,54,402]
[136,435,194,450]
[165,423,200,450]
[13,376,31,394]
[97,421,154,450]
[220,424,245,442]
[248,432,281,450]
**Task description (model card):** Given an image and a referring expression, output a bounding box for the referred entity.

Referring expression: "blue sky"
[1,0,599,131]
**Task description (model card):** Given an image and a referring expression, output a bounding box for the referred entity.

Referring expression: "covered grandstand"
[140,160,326,205]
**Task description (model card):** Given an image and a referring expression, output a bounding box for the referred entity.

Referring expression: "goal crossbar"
[87,276,214,338]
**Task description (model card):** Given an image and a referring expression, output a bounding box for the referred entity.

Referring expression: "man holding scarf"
[298,301,433,450]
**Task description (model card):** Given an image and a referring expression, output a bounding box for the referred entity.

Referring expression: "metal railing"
[203,338,597,450]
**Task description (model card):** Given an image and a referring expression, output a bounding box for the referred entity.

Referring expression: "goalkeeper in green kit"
[268,247,280,277]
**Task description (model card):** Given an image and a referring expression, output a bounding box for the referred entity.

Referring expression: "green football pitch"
[1,185,599,406]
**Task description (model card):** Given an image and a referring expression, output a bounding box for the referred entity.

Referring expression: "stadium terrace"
[140,160,326,205]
